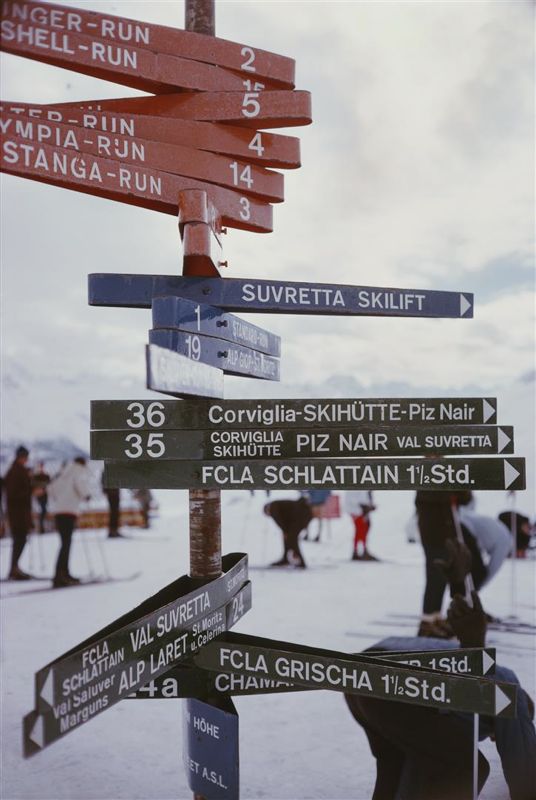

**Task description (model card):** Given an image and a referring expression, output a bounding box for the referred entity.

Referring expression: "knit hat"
[16,445,29,458]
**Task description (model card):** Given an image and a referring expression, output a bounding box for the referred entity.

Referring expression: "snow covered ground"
[1,491,535,800]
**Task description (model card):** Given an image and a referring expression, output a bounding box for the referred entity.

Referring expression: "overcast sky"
[1,1,534,405]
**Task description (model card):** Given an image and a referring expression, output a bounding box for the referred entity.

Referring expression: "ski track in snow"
[1,492,534,800]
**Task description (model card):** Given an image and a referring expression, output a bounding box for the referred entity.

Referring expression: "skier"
[4,445,33,580]
[345,490,377,561]
[48,457,92,587]
[264,497,312,568]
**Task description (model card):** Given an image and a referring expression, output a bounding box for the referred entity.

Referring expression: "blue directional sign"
[149,329,280,381]
[183,697,239,800]
[89,274,474,318]
[152,296,281,356]
[146,344,224,399]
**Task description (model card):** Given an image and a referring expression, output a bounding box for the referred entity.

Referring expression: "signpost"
[0,103,303,168]
[38,90,313,128]
[1,136,274,232]
[91,424,514,461]
[152,297,281,357]
[0,0,296,87]
[146,343,223,399]
[23,554,251,755]
[128,645,496,699]
[0,111,285,201]
[148,329,280,381]
[88,273,474,318]
[193,636,516,718]
[102,456,526,491]
[183,697,239,800]
[90,397,499,430]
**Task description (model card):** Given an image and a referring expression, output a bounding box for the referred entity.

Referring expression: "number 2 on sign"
[240,46,256,72]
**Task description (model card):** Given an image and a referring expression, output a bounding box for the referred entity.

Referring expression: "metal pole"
[183,0,222,583]
[183,4,220,797]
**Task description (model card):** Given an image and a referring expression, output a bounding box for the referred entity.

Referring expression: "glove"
[447,591,487,648]
[433,538,472,585]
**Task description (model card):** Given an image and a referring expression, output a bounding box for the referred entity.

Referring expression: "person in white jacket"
[48,457,92,587]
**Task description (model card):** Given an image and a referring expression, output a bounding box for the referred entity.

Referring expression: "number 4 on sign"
[249,133,265,157]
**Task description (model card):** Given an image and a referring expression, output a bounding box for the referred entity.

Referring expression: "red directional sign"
[45,91,313,129]
[0,135,273,232]
[1,102,302,168]
[0,111,285,202]
[1,0,296,87]
[0,18,286,94]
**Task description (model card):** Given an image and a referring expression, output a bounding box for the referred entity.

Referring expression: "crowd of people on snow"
[0,445,154,587]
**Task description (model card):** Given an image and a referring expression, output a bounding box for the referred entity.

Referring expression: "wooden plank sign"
[193,633,516,717]
[90,398,498,430]
[0,111,285,202]
[48,91,313,129]
[1,137,273,232]
[0,103,302,168]
[22,553,249,755]
[1,1,296,87]
[152,297,281,356]
[90,425,514,462]
[183,697,239,800]
[87,274,473,318]
[148,329,280,381]
[146,344,223,399]
[102,457,526,491]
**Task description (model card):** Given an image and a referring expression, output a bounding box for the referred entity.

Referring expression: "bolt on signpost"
[2,1,528,798]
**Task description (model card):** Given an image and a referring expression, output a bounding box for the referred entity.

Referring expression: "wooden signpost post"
[2,1,528,798]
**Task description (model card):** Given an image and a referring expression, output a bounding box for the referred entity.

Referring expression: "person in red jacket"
[4,445,33,580]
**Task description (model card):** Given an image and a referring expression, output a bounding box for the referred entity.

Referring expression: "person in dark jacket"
[345,593,536,800]
[264,497,312,568]
[415,489,486,637]
[4,445,33,580]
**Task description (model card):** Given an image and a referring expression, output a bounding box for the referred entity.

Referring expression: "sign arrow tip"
[495,685,512,716]
[483,399,495,423]
[504,460,521,490]
[39,670,54,707]
[29,716,45,749]
[497,428,512,454]
[460,294,472,317]
[482,650,495,675]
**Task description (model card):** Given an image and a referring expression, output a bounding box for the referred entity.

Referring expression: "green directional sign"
[90,397,498,431]
[193,634,516,717]
[91,425,514,461]
[23,554,250,757]
[128,645,496,699]
[103,456,525,491]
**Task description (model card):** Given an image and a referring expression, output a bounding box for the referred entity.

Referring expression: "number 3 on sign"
[239,197,251,220]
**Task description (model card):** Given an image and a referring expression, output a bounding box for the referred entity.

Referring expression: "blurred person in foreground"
[345,542,536,800]
[48,457,92,587]
[4,445,33,580]
[264,496,312,568]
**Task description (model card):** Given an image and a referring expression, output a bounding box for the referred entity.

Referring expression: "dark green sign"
[193,634,515,717]
[23,554,249,756]
[128,645,496,699]
[91,397,498,431]
[103,456,525,491]
[90,425,514,461]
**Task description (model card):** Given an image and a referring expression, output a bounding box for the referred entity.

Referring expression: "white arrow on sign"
[482,651,495,676]
[29,715,44,749]
[504,461,521,490]
[460,294,472,317]
[495,684,512,716]
[40,671,54,707]
[483,399,495,423]
[497,428,512,454]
